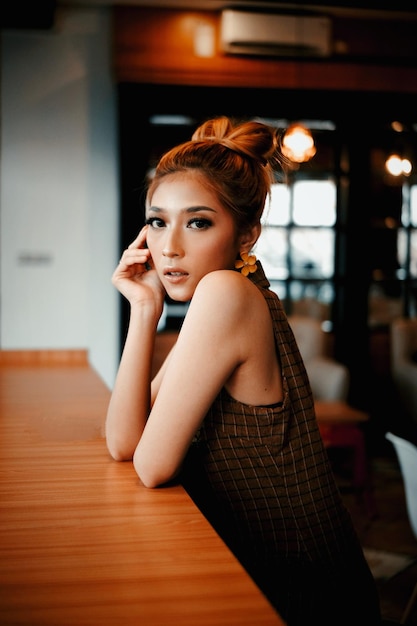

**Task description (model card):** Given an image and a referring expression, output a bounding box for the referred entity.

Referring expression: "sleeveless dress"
[180,263,381,626]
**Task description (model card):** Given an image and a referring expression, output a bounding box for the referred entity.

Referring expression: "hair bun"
[192,116,233,142]
[192,116,275,167]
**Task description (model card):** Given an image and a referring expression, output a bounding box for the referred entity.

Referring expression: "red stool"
[315,402,377,519]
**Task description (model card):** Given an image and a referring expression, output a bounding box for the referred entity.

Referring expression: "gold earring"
[235,252,258,277]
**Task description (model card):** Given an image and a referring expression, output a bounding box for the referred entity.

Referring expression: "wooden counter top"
[0,351,284,626]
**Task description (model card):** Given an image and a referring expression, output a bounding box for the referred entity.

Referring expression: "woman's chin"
[164,285,193,303]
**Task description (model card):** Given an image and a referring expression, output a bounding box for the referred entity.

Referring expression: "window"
[256,178,337,323]
[397,181,417,317]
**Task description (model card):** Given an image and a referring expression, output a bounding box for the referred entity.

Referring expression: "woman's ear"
[239,223,261,253]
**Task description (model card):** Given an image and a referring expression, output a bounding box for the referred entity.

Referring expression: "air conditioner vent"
[220,10,332,58]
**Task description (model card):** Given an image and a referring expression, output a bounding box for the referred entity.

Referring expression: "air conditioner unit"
[220,10,331,58]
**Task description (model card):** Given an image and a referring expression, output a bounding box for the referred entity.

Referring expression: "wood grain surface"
[0,351,284,625]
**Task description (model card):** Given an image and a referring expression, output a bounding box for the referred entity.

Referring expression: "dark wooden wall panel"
[113,7,417,93]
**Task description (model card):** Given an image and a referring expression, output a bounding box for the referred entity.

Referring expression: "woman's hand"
[106,226,166,462]
[112,225,165,313]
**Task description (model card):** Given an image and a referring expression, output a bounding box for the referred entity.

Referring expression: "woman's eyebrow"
[148,205,217,214]
[185,206,217,214]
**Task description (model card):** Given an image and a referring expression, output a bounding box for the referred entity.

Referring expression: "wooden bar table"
[0,351,285,626]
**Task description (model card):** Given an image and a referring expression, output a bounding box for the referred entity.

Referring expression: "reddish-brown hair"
[146,116,287,234]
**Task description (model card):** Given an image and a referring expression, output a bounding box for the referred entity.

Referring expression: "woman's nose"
[162,230,183,258]
[162,248,178,258]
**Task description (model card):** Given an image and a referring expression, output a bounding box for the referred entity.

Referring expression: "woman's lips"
[163,268,189,283]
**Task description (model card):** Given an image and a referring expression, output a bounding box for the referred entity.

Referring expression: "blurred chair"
[288,315,349,401]
[289,315,376,517]
[390,317,417,426]
[385,431,417,625]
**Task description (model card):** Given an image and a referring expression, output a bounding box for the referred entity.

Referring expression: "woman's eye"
[188,218,212,230]
[146,217,165,229]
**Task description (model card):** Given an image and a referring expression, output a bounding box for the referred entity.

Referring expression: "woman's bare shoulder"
[196,269,258,301]
[188,269,266,326]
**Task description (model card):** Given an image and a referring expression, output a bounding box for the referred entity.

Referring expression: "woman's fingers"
[119,247,149,265]
[128,224,148,250]
[112,225,159,297]
[119,224,151,268]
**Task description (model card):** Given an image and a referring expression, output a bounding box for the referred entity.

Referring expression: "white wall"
[0,6,120,389]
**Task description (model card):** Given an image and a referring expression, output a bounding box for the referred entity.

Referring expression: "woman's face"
[145,173,241,302]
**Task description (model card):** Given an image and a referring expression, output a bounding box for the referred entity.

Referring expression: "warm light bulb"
[385,154,412,176]
[282,125,316,163]
[401,158,412,175]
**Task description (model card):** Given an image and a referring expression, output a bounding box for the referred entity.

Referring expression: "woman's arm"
[133,271,248,488]
[105,303,159,461]
[105,226,165,460]
[151,343,176,406]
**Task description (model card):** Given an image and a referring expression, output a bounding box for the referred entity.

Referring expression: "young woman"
[106,116,382,625]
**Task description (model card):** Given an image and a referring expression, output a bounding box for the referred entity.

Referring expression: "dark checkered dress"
[180,263,381,626]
